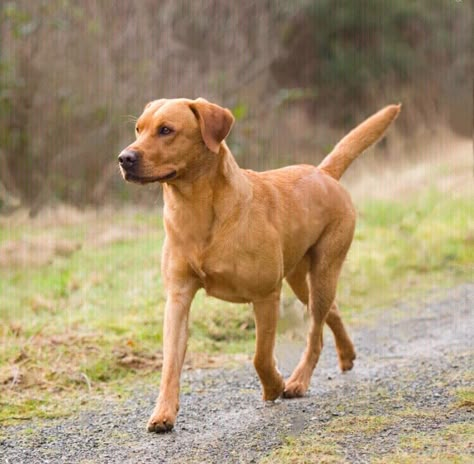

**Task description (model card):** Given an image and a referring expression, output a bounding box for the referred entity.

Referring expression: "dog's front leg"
[253,291,285,401]
[147,284,198,433]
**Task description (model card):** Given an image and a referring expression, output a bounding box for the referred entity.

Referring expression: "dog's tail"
[318,104,401,181]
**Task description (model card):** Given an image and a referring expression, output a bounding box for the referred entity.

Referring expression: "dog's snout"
[118,150,139,169]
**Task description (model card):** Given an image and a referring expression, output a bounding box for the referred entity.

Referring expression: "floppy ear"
[189,98,235,154]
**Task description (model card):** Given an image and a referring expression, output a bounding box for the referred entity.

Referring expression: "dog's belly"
[202,272,278,303]
[202,278,252,303]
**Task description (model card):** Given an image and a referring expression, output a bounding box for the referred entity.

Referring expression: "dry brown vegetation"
[0,0,472,429]
[0,0,471,213]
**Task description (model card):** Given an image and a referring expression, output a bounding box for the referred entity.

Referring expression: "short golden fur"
[119,98,401,432]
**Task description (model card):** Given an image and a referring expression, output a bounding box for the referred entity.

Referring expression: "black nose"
[118,150,139,169]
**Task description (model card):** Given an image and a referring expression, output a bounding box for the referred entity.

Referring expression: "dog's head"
[118,98,234,184]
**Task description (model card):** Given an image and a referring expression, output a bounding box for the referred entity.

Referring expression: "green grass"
[0,187,472,421]
[261,397,473,464]
[326,415,396,435]
[259,414,398,464]
[373,423,474,464]
[260,435,345,464]
[337,188,473,323]
[265,422,474,464]
[454,387,474,408]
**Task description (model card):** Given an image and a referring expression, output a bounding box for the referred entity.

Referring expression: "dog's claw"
[147,412,176,433]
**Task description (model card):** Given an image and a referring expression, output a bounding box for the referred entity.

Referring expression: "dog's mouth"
[122,169,177,184]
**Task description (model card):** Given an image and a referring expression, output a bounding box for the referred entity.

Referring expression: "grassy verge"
[0,185,472,422]
[337,188,473,324]
[374,423,474,464]
[261,418,474,464]
[260,370,474,464]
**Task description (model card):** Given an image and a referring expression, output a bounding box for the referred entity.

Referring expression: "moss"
[326,415,396,435]
[260,435,346,464]
[374,423,474,463]
[454,387,474,408]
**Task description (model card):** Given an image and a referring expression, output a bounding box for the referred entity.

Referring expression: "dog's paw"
[282,379,308,398]
[338,348,356,372]
[262,376,285,401]
[147,408,176,433]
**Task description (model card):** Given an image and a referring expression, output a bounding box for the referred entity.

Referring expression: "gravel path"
[1,284,473,463]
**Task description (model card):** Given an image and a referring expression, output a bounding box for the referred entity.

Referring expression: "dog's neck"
[162,143,251,234]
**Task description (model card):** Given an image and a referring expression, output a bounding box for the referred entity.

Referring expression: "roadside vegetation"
[0,1,470,211]
[261,412,474,464]
[260,364,474,463]
[1,151,472,423]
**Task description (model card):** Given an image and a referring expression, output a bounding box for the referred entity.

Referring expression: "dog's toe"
[147,416,175,433]
[263,378,285,401]
[283,380,307,398]
[338,350,356,372]
[339,358,355,372]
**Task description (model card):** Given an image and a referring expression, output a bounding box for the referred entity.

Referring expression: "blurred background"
[0,0,471,212]
[0,0,472,423]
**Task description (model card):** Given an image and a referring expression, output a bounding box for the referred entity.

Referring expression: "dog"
[118,98,400,432]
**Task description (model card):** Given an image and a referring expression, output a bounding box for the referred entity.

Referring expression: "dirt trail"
[1,284,473,463]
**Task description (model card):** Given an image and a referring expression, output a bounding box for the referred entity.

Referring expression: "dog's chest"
[164,200,285,302]
[192,236,283,303]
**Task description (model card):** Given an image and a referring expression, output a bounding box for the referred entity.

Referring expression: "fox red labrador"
[118,98,400,432]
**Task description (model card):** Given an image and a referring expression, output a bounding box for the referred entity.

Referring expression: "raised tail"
[318,104,401,180]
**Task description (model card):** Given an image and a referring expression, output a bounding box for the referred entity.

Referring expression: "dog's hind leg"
[286,256,356,373]
[326,302,356,371]
[284,220,354,397]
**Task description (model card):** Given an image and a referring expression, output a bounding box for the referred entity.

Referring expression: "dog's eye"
[135,126,140,134]
[159,126,173,136]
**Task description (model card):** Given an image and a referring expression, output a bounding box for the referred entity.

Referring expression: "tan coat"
[119,98,401,432]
